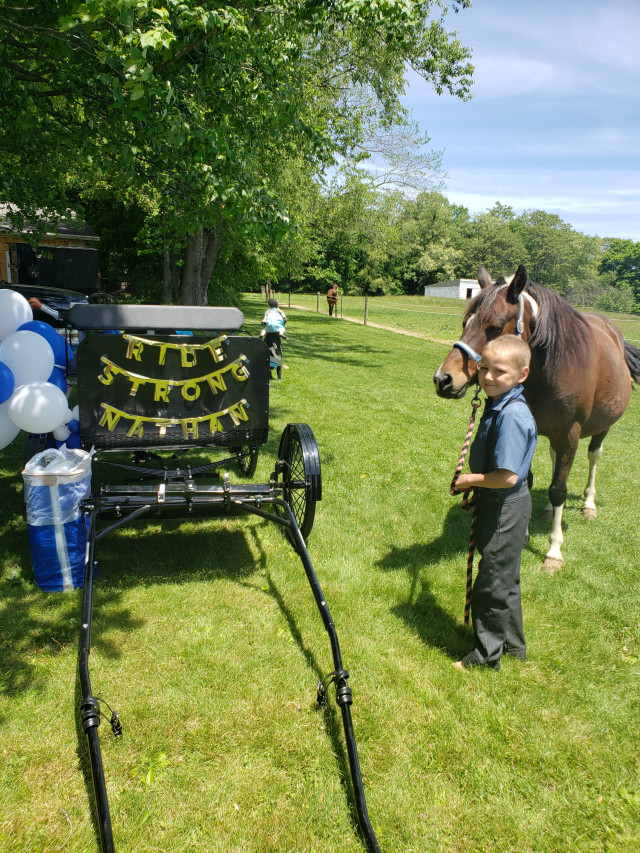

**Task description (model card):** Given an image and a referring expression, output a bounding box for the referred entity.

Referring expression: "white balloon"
[0,289,32,340]
[0,399,21,450]
[71,405,80,421]
[53,423,72,441]
[8,381,69,434]
[0,330,54,386]
[64,408,74,424]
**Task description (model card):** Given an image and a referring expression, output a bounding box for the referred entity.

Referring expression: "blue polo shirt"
[469,384,537,487]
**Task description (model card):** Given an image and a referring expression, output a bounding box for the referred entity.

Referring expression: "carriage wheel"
[277,423,322,541]
[233,445,259,477]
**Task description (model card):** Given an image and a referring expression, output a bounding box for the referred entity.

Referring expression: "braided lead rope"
[463,502,477,625]
[450,385,482,496]
[450,385,482,625]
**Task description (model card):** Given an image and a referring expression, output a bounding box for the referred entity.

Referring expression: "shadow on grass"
[375,488,564,659]
[251,309,387,370]
[238,526,369,849]
[0,518,263,710]
[70,511,371,851]
[375,503,472,660]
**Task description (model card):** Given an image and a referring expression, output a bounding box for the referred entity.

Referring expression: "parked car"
[0,281,90,347]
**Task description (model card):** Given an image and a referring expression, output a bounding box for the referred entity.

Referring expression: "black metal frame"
[70,305,381,853]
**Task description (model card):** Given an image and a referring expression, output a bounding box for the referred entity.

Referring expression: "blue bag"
[23,448,92,592]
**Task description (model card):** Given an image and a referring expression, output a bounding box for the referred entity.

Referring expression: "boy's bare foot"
[452,661,466,671]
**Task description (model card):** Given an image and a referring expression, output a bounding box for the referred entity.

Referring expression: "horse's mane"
[465,280,592,383]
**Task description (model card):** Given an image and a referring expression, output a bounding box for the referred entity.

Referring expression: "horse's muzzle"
[433,369,468,399]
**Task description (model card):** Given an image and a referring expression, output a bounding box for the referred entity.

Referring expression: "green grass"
[278,290,640,346]
[1,299,639,852]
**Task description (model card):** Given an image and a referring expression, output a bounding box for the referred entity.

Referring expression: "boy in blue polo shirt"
[452,335,537,671]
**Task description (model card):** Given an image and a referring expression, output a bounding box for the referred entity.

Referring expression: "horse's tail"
[625,341,640,384]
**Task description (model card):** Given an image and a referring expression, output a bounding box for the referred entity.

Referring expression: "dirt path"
[288,303,454,347]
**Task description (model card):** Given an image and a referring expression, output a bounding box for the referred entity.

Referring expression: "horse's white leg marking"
[582,443,602,519]
[542,444,556,521]
[542,443,565,571]
[542,503,565,572]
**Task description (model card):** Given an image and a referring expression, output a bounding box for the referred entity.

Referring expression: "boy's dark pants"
[462,483,531,670]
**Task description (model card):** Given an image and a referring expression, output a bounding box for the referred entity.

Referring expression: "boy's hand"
[453,473,473,492]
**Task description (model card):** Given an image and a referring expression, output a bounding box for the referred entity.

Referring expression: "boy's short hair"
[268,298,278,308]
[482,334,531,371]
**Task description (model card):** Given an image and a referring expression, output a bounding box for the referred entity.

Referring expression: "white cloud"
[401,0,640,241]
[444,165,640,239]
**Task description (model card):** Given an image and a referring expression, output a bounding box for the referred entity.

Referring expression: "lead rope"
[450,385,482,625]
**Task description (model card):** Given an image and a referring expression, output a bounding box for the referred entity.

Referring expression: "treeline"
[6,2,636,312]
[91,177,640,313]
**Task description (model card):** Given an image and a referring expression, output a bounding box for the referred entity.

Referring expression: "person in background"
[28,296,62,322]
[261,298,287,381]
[327,283,339,316]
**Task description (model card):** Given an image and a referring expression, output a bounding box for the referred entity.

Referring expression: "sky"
[402,0,640,241]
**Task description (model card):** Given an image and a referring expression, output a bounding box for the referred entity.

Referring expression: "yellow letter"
[181,381,201,402]
[180,347,197,368]
[99,360,116,386]
[180,419,200,440]
[126,339,144,361]
[98,404,122,431]
[154,381,171,403]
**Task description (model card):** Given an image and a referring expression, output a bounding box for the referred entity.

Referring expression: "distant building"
[0,206,100,294]
[424,278,481,300]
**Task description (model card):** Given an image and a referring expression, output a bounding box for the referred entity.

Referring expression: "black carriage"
[66,304,380,852]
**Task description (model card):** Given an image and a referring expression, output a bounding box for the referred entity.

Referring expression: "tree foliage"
[0,0,473,303]
[599,238,640,303]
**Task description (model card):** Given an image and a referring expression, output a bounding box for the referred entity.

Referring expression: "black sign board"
[76,333,270,451]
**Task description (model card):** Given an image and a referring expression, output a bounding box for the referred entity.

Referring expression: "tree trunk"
[162,223,172,304]
[177,223,224,306]
[169,251,181,302]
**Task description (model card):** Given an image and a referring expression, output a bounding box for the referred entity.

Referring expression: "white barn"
[424,278,481,300]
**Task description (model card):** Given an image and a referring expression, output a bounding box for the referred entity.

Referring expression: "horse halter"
[452,290,538,363]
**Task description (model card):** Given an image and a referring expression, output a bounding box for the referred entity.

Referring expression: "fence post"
[364,296,369,326]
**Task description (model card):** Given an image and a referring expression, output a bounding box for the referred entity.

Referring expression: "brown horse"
[434,264,640,571]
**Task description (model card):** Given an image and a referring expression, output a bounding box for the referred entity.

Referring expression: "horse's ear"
[477,266,492,288]
[506,264,528,303]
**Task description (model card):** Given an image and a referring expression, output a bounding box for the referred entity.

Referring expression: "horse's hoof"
[581,506,597,520]
[541,508,553,523]
[541,557,564,574]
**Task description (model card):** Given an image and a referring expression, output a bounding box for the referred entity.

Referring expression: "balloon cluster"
[0,289,81,451]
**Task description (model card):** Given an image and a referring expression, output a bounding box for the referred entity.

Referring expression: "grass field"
[278,290,640,345]
[1,297,639,852]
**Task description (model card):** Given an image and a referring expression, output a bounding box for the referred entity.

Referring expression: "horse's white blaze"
[582,444,603,513]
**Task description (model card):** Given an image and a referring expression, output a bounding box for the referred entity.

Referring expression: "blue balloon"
[47,366,68,394]
[18,320,66,364]
[66,431,82,449]
[0,360,15,404]
[67,418,80,434]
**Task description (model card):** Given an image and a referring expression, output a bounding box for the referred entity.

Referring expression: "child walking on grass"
[261,298,287,381]
[452,335,537,671]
